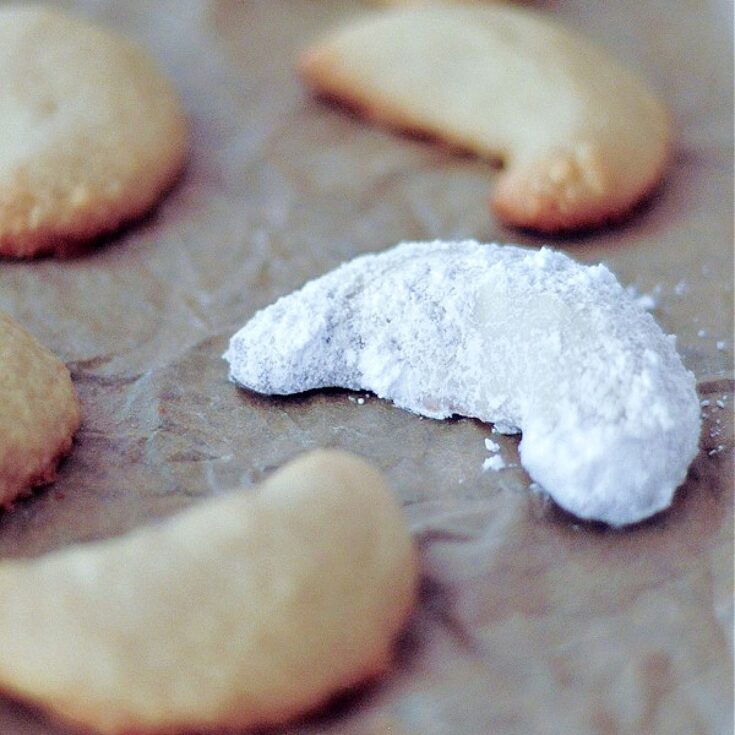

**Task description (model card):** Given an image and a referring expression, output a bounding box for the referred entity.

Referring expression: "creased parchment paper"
[0,2,732,734]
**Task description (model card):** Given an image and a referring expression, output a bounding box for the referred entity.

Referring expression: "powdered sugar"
[482,437,505,472]
[484,438,500,453]
[482,454,506,472]
[625,283,660,312]
[225,240,701,526]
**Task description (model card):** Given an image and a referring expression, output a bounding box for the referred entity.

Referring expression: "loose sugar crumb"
[635,294,657,311]
[482,454,506,472]
[484,438,500,452]
[625,284,659,312]
[482,437,505,472]
[492,421,520,435]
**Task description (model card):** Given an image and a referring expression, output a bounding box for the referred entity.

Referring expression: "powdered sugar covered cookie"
[225,241,701,526]
[300,5,670,232]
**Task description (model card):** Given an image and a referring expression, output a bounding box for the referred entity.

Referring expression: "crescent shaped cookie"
[300,5,670,232]
[0,312,80,507]
[0,450,417,735]
[0,6,188,257]
[225,240,701,526]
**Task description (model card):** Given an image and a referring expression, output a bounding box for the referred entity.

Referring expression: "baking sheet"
[0,1,732,733]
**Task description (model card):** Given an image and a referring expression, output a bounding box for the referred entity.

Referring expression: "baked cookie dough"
[0,450,417,735]
[0,6,188,257]
[300,5,671,232]
[225,240,701,526]
[0,312,80,507]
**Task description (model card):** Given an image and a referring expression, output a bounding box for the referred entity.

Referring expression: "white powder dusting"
[625,284,659,312]
[482,454,506,472]
[698,329,708,338]
[484,438,500,453]
[492,421,520,435]
[224,240,701,526]
[482,437,504,472]
[635,293,657,312]
[717,340,726,350]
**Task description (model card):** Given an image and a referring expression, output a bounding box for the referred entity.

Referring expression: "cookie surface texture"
[0,312,80,507]
[0,450,418,735]
[0,6,188,257]
[225,240,701,526]
[301,5,670,232]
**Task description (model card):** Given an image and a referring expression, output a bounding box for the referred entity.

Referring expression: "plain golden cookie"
[0,5,188,257]
[301,5,671,232]
[0,449,418,735]
[0,312,80,507]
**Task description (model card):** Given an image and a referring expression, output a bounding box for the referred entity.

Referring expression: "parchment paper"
[0,2,732,733]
